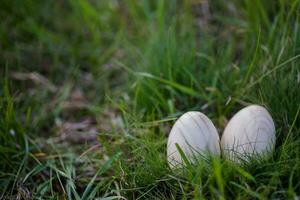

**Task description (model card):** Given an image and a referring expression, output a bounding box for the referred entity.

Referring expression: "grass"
[0,0,300,199]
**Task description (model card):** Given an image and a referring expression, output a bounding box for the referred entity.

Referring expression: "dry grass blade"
[11,72,57,92]
[55,118,98,144]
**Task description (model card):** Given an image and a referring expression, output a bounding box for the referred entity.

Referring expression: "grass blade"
[81,152,122,200]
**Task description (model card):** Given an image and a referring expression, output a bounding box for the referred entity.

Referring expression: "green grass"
[1,0,300,199]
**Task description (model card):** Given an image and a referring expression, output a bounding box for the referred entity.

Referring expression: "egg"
[167,111,220,168]
[221,105,275,162]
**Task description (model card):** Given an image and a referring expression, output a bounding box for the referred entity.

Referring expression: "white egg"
[167,111,220,168]
[221,105,275,162]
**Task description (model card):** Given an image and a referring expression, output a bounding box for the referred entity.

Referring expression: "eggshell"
[221,105,275,161]
[167,111,220,168]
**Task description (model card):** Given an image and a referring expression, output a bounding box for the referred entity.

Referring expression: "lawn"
[1,0,300,199]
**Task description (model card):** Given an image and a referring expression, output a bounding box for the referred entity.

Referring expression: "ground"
[0,0,300,199]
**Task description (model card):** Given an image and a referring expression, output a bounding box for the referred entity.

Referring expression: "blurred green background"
[1,0,300,199]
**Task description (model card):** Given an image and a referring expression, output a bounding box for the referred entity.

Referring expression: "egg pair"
[167,105,276,168]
